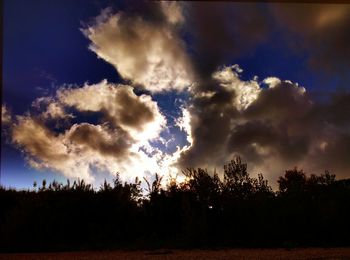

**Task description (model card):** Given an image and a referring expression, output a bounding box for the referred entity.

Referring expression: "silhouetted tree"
[278,167,306,194]
[0,158,349,252]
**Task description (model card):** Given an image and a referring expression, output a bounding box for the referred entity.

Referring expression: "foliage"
[0,157,349,251]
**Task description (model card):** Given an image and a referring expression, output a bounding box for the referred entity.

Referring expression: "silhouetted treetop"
[1,156,349,251]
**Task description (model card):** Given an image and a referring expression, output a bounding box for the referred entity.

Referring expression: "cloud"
[57,80,166,141]
[11,116,84,179]
[186,2,270,79]
[228,79,312,170]
[212,65,261,111]
[175,106,193,146]
[67,123,131,158]
[32,97,74,120]
[166,3,350,180]
[177,65,350,181]
[9,81,175,183]
[270,4,350,75]
[6,3,350,187]
[160,2,185,25]
[185,2,350,82]
[82,5,193,92]
[2,104,12,125]
[177,66,242,169]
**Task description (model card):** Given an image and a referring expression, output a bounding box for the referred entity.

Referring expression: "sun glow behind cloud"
[9,81,184,183]
[82,6,193,93]
[3,2,350,187]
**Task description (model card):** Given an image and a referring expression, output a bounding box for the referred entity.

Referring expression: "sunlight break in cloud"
[82,6,193,93]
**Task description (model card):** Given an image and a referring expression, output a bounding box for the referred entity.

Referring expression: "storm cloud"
[186,2,270,79]
[270,4,350,76]
[177,65,350,181]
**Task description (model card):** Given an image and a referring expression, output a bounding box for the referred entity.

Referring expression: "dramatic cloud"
[173,3,350,180]
[67,123,131,158]
[11,116,82,179]
[82,5,193,92]
[57,80,165,141]
[177,66,242,169]
[212,65,261,111]
[270,4,350,75]
[9,81,175,182]
[4,3,350,187]
[186,2,270,79]
[178,65,350,181]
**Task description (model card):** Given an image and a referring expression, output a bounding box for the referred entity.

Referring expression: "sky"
[2,0,350,189]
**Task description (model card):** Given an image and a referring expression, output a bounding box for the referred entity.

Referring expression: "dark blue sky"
[2,0,349,189]
[3,0,121,188]
[4,0,332,114]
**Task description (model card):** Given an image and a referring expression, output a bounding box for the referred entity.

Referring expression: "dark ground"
[1,248,350,260]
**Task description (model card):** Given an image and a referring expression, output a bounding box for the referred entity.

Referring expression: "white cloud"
[175,106,193,146]
[212,65,261,111]
[263,77,281,88]
[57,80,166,141]
[82,8,193,92]
[33,97,74,120]
[9,81,179,184]
[2,104,12,125]
[11,116,95,181]
[161,2,185,25]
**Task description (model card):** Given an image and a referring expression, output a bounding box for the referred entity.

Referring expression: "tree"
[182,168,221,207]
[278,167,306,194]
[223,157,254,199]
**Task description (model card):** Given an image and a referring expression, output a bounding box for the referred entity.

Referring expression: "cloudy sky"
[2,0,350,189]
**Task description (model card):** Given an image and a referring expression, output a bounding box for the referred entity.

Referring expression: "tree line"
[1,157,349,252]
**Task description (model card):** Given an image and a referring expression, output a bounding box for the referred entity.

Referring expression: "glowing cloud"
[178,65,350,182]
[4,3,350,188]
[82,7,193,92]
[2,104,12,125]
[9,81,176,183]
[57,80,166,141]
[213,65,261,111]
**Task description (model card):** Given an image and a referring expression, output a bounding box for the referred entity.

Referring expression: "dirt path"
[1,248,350,260]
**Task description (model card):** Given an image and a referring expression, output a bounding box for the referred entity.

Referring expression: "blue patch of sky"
[2,0,121,188]
[235,39,314,87]
[89,165,116,190]
[150,91,191,154]
[1,142,66,190]
[3,0,122,115]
